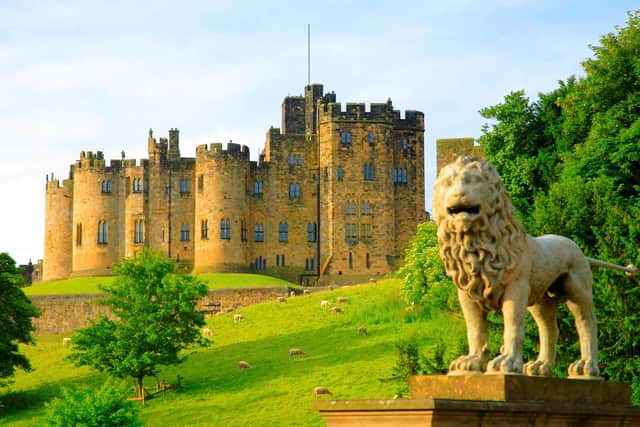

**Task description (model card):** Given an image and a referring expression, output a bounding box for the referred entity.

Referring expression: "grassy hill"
[24,273,294,296]
[3,279,464,426]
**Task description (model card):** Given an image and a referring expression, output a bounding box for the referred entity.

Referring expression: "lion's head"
[432,157,526,312]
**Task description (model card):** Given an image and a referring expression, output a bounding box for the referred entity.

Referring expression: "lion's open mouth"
[447,205,480,216]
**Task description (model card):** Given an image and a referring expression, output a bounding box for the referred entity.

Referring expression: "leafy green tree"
[44,382,141,427]
[0,252,39,387]
[69,249,209,399]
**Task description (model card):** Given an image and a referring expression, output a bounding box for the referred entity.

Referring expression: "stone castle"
[43,84,426,284]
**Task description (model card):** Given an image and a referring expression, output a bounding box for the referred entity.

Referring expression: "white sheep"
[289,291,296,297]
[62,337,71,346]
[277,296,287,303]
[233,314,245,323]
[358,326,368,336]
[303,289,311,295]
[202,328,213,337]
[337,296,349,303]
[320,300,330,308]
[314,386,332,399]
[331,306,343,314]
[239,361,252,370]
[288,348,307,360]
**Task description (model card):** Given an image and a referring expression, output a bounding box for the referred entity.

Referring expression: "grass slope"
[3,279,463,426]
[24,273,294,296]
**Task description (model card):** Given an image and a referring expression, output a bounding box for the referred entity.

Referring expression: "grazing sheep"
[233,314,245,323]
[320,300,330,308]
[337,296,349,303]
[303,289,311,295]
[328,285,335,291]
[331,306,343,314]
[370,278,377,285]
[239,361,252,370]
[277,296,287,303]
[289,291,296,297]
[62,337,71,346]
[202,328,213,337]
[314,386,332,399]
[358,326,368,336]
[288,348,307,360]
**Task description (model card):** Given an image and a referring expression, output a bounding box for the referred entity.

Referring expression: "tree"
[0,252,39,387]
[69,249,209,399]
[44,382,141,427]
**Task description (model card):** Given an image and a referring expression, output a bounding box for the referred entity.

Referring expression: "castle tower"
[42,178,73,281]
[193,142,250,273]
[70,151,121,276]
[305,84,324,136]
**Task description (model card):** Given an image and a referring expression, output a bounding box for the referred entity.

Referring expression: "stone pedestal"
[314,375,640,426]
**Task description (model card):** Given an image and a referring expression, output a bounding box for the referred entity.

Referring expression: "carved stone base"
[314,375,640,426]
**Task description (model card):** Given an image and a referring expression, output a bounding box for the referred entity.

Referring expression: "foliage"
[479,10,640,400]
[68,249,209,399]
[43,382,141,427]
[0,252,39,388]
[398,222,458,313]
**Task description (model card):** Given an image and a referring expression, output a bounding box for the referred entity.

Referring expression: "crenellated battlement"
[394,110,425,130]
[75,151,107,170]
[196,142,250,161]
[319,101,393,122]
[46,178,73,193]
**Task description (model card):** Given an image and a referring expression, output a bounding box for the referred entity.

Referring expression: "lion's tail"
[587,257,637,276]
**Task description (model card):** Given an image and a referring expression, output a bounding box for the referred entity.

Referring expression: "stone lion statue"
[432,156,637,379]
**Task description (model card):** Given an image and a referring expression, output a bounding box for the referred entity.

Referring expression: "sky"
[0,0,635,265]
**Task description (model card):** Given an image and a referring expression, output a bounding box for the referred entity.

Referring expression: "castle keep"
[43,84,425,283]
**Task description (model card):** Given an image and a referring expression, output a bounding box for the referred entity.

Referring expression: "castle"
[42,84,426,284]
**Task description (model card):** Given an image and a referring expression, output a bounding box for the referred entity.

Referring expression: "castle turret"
[193,142,250,273]
[168,128,180,161]
[305,84,324,136]
[43,178,73,281]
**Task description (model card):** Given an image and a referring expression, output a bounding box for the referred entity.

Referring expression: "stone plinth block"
[314,375,640,426]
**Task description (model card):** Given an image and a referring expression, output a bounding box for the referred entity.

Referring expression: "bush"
[44,382,140,427]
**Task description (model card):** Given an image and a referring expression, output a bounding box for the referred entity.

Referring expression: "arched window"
[349,251,353,269]
[254,181,263,194]
[364,163,374,181]
[180,178,190,194]
[76,223,82,246]
[307,222,317,242]
[101,180,111,193]
[132,178,143,192]
[97,221,108,245]
[368,131,375,147]
[289,183,300,198]
[337,166,344,182]
[180,224,191,241]
[134,220,144,243]
[201,219,209,240]
[255,224,264,242]
[340,131,352,146]
[366,253,371,269]
[278,223,288,242]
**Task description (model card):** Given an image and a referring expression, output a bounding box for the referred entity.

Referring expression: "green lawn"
[3,279,464,426]
[23,273,294,296]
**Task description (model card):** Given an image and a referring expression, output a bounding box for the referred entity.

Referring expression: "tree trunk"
[136,374,145,405]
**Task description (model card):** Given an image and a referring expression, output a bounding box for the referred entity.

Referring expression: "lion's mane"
[432,157,527,312]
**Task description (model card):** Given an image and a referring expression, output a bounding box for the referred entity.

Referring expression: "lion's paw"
[486,354,523,374]
[524,359,553,377]
[448,354,487,374]
[568,359,600,379]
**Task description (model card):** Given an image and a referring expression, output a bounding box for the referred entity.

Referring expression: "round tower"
[193,142,250,273]
[42,178,73,281]
[71,151,121,277]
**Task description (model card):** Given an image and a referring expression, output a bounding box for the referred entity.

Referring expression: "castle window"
[180,178,190,194]
[281,254,285,267]
[255,256,266,271]
[403,168,408,184]
[254,181,263,194]
[180,224,191,241]
[337,166,344,182]
[361,201,372,215]
[402,137,408,151]
[349,251,353,269]
[241,220,247,242]
[289,183,300,198]
[101,180,111,194]
[394,168,408,185]
[305,258,315,271]
[201,219,209,240]
[308,222,317,242]
[366,253,371,269]
[198,175,204,193]
[76,223,82,246]
[276,254,279,267]
[340,131,352,146]
[132,178,142,193]
[278,222,288,242]
[220,219,230,240]
[346,223,357,240]
[368,131,375,147]
[364,163,375,181]
[255,223,264,242]
[288,153,302,165]
[346,200,357,216]
[361,223,372,241]
[161,228,165,243]
[97,221,108,245]
[134,220,145,243]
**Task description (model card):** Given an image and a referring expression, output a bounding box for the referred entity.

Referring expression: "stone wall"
[31,286,288,336]
[436,137,484,175]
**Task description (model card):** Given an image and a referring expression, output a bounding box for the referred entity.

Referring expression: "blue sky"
[0,1,635,265]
